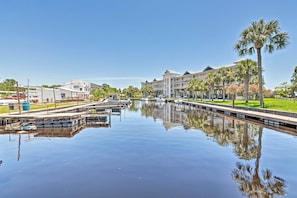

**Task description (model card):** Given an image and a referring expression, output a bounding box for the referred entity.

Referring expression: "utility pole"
[53,88,57,109]
[27,79,29,102]
[16,81,21,114]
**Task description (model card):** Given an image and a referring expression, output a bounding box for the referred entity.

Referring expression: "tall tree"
[197,80,207,100]
[215,67,234,101]
[234,19,289,108]
[205,72,216,101]
[187,78,199,99]
[234,59,258,103]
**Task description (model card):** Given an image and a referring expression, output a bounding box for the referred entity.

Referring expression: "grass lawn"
[0,101,86,114]
[1,98,297,114]
[188,98,297,113]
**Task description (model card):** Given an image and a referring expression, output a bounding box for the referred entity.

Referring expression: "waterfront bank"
[182,100,297,133]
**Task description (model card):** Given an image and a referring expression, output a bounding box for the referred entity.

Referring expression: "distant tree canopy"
[274,82,292,98]
[42,84,61,88]
[90,83,123,101]
[290,66,297,96]
[122,86,140,98]
[141,86,155,97]
[0,79,17,91]
[91,87,106,101]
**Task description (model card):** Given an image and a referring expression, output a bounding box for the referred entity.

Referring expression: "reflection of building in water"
[162,104,187,130]
[142,102,189,130]
[138,101,288,196]
[141,102,244,132]
[140,101,297,138]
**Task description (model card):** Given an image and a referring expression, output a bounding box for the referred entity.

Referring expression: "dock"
[0,100,126,132]
[182,101,297,131]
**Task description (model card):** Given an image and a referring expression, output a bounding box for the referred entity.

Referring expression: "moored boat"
[22,123,37,131]
[140,98,149,101]
[174,99,183,104]
[155,98,165,103]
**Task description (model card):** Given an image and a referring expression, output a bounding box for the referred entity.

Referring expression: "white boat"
[155,98,165,103]
[22,123,37,131]
[140,98,149,101]
[174,99,183,104]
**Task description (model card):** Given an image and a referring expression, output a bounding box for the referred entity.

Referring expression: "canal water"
[0,101,296,198]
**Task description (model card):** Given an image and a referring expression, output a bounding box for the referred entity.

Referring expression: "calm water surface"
[0,101,297,198]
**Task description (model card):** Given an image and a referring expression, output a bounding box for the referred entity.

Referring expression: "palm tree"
[235,59,258,103]
[215,67,234,101]
[205,72,216,101]
[141,86,155,97]
[187,78,206,100]
[187,78,199,99]
[234,19,289,108]
[197,80,207,100]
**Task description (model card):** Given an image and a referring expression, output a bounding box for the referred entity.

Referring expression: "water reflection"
[135,101,288,197]
[232,125,287,197]
[18,133,21,161]
[1,124,98,162]
[232,162,286,197]
[0,101,293,197]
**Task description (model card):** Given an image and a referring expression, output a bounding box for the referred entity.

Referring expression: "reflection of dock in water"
[0,113,111,135]
[34,124,86,138]
[0,124,86,138]
[85,113,111,128]
[182,101,297,132]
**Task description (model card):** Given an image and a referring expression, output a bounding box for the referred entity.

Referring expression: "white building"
[25,80,101,103]
[141,62,237,98]
[28,87,62,103]
[59,87,85,100]
[60,80,101,99]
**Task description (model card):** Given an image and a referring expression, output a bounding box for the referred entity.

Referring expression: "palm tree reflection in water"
[187,111,287,197]
[232,126,286,198]
[137,101,287,197]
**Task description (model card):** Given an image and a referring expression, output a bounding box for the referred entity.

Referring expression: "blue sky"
[0,0,296,89]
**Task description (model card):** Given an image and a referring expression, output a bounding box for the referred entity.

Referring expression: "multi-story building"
[24,80,102,103]
[60,80,102,99]
[141,62,238,98]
